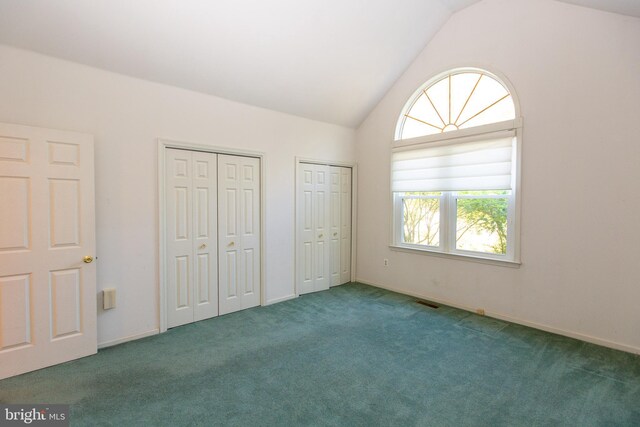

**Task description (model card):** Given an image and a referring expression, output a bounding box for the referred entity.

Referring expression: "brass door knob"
[333,232,338,237]
[199,243,207,250]
[83,256,94,264]
[318,234,323,239]
[228,241,235,247]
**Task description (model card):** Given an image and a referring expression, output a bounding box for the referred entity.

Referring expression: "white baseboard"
[266,294,297,305]
[356,278,640,355]
[98,329,159,349]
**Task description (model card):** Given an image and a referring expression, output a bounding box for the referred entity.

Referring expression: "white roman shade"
[391,133,515,192]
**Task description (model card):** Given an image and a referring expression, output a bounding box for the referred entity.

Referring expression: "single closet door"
[166,149,218,328]
[218,154,261,315]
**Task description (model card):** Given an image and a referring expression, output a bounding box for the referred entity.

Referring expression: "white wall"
[355,0,640,353]
[0,45,355,346]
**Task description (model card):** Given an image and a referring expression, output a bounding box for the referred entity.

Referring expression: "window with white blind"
[392,68,521,263]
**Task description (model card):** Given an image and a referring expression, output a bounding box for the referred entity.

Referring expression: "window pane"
[456,197,508,254]
[455,76,511,127]
[450,73,483,125]
[425,76,449,126]
[401,116,440,139]
[406,94,444,132]
[402,197,440,246]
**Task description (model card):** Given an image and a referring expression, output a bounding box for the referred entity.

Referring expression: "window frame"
[390,68,522,266]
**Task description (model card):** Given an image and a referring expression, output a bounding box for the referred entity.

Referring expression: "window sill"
[389,245,521,268]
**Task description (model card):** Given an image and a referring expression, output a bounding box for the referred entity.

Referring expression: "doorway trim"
[158,138,266,333]
[293,157,358,297]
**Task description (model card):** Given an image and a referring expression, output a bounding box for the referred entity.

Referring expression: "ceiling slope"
[556,0,640,18]
[0,1,637,127]
[0,0,479,127]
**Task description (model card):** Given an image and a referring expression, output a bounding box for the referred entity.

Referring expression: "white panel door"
[296,163,330,295]
[192,152,218,321]
[166,149,194,328]
[339,167,352,285]
[218,154,260,315]
[329,167,341,287]
[0,122,96,380]
[166,149,218,328]
[297,163,316,295]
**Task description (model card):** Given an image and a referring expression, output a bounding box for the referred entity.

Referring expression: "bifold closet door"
[166,149,218,329]
[297,163,331,294]
[218,154,261,315]
[297,163,351,295]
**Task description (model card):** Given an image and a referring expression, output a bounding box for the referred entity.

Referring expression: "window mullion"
[440,192,449,252]
[448,192,457,253]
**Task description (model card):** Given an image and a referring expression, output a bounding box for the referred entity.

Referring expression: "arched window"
[397,70,516,140]
[391,68,521,263]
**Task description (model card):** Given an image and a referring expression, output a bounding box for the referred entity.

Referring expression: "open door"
[0,122,96,379]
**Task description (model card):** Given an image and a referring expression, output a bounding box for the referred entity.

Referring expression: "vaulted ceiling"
[0,0,638,128]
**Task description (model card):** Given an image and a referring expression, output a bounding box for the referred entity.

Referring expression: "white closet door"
[192,152,218,321]
[218,154,261,315]
[0,122,96,380]
[166,149,195,328]
[296,163,330,295]
[166,149,218,328]
[329,167,341,287]
[297,163,316,295]
[339,167,352,285]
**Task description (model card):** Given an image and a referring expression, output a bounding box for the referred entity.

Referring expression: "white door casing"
[218,154,261,315]
[165,149,218,329]
[0,122,96,380]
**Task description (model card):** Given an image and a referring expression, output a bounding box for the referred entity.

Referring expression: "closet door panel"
[297,163,316,295]
[240,158,260,306]
[166,149,195,328]
[329,167,341,287]
[340,167,352,284]
[218,156,240,315]
[296,163,336,295]
[314,165,330,292]
[218,154,260,315]
[192,151,218,321]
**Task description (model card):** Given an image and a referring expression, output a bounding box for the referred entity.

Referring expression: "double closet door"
[297,163,352,295]
[165,149,260,329]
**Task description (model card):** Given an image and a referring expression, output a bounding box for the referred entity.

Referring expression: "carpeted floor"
[1,283,639,426]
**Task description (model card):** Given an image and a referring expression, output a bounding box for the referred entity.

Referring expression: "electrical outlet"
[476,308,485,316]
[103,288,116,310]
[383,259,389,267]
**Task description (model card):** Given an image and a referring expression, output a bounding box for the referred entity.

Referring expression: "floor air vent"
[416,300,439,309]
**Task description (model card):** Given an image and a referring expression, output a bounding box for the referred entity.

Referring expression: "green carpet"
[1,283,639,426]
